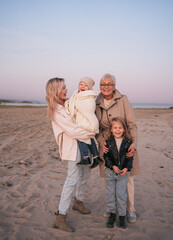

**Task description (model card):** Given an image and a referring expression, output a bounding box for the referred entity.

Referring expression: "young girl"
[46,78,95,232]
[104,117,133,229]
[65,77,103,169]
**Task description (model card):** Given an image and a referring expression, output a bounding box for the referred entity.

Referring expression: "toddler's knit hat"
[79,77,95,90]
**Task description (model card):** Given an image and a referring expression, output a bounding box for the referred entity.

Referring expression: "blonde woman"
[46,77,94,232]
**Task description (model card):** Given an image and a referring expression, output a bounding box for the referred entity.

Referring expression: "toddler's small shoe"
[77,157,91,166]
[90,157,103,169]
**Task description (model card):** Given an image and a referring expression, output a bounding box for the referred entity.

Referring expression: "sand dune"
[0,107,173,240]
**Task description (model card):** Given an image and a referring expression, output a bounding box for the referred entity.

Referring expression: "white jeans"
[127,175,135,212]
[59,147,91,215]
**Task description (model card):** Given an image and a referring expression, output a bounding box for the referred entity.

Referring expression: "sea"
[1,102,172,109]
[1,102,47,107]
[132,103,172,109]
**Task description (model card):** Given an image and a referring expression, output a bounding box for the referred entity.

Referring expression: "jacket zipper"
[109,145,120,166]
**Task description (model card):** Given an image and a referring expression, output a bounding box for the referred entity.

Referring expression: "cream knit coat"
[65,90,99,144]
[52,104,94,161]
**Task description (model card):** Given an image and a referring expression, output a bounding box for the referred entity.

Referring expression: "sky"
[0,0,173,104]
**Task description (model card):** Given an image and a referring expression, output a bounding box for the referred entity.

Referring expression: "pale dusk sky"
[0,0,173,104]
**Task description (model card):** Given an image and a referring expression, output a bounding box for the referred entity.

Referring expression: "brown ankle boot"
[72,197,91,214]
[54,212,74,232]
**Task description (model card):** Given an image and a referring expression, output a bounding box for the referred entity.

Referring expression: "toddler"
[66,77,103,169]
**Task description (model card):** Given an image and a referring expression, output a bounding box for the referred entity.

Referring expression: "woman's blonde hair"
[110,117,132,141]
[46,77,65,120]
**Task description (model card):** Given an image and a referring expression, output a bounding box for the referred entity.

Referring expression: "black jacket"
[104,134,133,171]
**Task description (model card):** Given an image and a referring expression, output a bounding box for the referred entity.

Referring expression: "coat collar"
[108,134,130,153]
[96,89,122,110]
[56,103,66,112]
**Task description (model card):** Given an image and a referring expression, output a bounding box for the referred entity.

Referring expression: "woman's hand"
[120,168,128,176]
[113,166,122,174]
[103,142,109,153]
[126,144,135,157]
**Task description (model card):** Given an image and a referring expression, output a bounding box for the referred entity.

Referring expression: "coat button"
[109,114,111,116]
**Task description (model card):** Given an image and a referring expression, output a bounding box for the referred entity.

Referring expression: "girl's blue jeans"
[105,167,129,216]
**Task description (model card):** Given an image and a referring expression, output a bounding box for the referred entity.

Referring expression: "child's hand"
[120,168,128,176]
[113,166,122,174]
[103,142,109,153]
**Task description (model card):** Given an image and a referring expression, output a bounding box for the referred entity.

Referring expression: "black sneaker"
[90,157,103,169]
[106,212,116,228]
[77,157,91,166]
[118,216,127,229]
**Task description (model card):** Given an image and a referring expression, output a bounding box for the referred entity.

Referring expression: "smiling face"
[78,81,89,92]
[59,81,67,104]
[111,121,125,139]
[100,78,115,100]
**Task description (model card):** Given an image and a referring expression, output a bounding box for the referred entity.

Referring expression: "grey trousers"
[105,167,129,216]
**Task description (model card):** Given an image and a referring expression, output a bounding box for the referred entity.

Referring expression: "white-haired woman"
[46,78,94,232]
[95,73,140,223]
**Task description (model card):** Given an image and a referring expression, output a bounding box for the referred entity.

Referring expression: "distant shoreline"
[0,105,47,108]
[0,100,47,108]
[0,104,172,110]
[0,99,172,109]
[0,99,35,104]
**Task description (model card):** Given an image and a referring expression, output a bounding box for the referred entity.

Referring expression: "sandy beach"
[0,107,173,240]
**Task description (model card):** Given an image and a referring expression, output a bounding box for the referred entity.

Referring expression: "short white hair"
[100,73,116,85]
